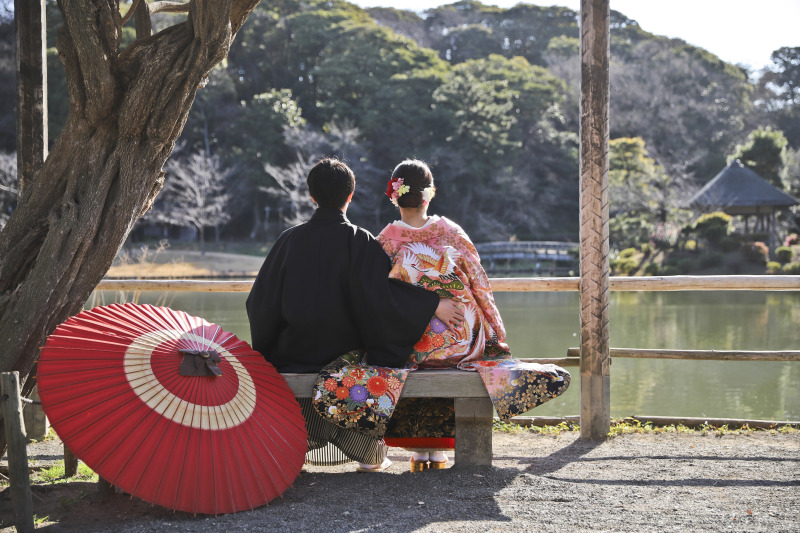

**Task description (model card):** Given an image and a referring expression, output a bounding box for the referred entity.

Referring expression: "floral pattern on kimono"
[312,351,409,439]
[471,360,571,420]
[377,217,512,369]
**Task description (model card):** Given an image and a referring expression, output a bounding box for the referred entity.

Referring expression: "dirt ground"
[2,430,798,532]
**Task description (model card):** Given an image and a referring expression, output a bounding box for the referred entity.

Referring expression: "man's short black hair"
[307,158,356,209]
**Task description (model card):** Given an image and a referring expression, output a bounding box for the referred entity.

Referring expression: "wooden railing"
[564,348,800,362]
[96,275,800,293]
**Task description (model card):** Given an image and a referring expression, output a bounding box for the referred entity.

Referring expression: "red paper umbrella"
[37,303,307,515]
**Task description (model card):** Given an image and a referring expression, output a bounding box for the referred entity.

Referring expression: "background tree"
[782,146,800,198]
[608,137,695,249]
[610,40,752,182]
[780,146,800,232]
[758,47,800,148]
[441,24,502,63]
[0,12,15,151]
[262,154,317,228]
[222,88,305,239]
[263,122,383,232]
[764,47,800,106]
[730,127,788,188]
[182,66,238,158]
[609,137,669,217]
[0,151,16,229]
[147,152,233,254]
[0,0,262,381]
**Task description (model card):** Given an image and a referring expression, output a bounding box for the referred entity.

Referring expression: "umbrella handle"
[178,349,223,377]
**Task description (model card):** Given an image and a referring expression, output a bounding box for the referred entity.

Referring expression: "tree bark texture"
[0,0,261,379]
[15,0,48,198]
[578,0,611,439]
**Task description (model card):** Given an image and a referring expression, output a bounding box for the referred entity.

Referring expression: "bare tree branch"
[147,151,232,254]
[262,154,317,227]
[120,0,142,26]
[150,1,190,14]
[0,153,13,232]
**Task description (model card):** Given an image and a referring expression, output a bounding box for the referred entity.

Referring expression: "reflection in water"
[92,290,800,421]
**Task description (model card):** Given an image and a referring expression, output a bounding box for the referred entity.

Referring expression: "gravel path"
[3,431,799,532]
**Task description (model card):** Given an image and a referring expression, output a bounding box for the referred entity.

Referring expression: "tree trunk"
[199,223,206,255]
[0,0,261,379]
[250,202,260,240]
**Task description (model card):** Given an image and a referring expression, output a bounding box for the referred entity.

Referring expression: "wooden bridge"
[476,241,578,261]
[476,241,578,275]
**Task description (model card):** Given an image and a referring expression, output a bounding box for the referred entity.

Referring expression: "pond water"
[89,290,800,421]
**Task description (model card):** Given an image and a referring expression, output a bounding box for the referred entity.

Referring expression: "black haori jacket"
[246,207,438,373]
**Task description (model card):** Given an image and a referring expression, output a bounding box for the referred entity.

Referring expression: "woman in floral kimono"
[377,161,513,369]
[376,160,570,471]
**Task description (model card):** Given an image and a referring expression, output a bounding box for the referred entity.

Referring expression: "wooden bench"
[282,370,494,466]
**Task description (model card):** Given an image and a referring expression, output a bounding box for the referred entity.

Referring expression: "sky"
[349,0,800,73]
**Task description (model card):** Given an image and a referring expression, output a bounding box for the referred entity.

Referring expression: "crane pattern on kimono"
[396,243,462,285]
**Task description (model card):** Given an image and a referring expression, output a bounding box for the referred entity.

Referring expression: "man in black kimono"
[246,158,463,470]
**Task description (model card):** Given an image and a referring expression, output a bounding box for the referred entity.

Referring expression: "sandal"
[428,451,448,469]
[356,458,392,473]
[428,459,448,470]
[410,459,428,472]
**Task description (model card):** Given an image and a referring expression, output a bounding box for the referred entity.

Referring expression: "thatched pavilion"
[689,160,799,248]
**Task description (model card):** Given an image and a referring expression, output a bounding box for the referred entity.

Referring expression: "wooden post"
[454,397,493,466]
[578,0,611,439]
[15,0,48,197]
[64,445,78,478]
[22,385,48,441]
[1,372,35,533]
[97,477,114,498]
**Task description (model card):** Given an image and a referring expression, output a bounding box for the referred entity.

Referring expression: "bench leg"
[97,477,114,498]
[454,397,493,467]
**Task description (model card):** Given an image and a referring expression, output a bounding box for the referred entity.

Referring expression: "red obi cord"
[384,437,455,450]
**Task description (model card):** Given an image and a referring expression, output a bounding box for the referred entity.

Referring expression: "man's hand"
[435,299,465,331]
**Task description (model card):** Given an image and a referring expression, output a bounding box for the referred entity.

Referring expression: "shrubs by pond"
[642,262,660,276]
[742,241,769,264]
[698,252,724,269]
[660,265,679,276]
[663,255,694,274]
[782,262,800,274]
[775,246,794,264]
[609,209,799,275]
[651,223,680,250]
[692,211,732,246]
[611,247,643,275]
[719,236,739,252]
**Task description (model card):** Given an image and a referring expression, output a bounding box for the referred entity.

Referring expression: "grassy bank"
[107,241,268,278]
